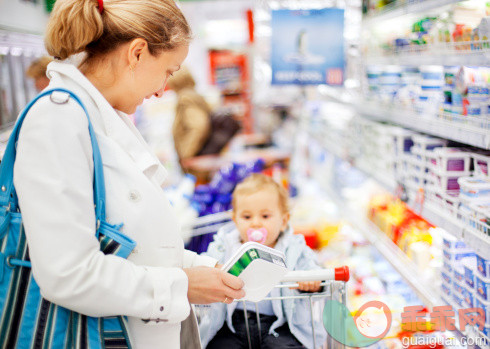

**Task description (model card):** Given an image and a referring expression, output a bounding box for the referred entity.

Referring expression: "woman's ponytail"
[45,0,104,60]
[45,0,191,62]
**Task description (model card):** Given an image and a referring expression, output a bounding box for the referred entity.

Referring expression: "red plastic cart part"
[335,266,350,282]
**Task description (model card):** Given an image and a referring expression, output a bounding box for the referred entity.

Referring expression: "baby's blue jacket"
[199,222,327,349]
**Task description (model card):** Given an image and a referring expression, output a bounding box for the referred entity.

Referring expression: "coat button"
[129,190,141,202]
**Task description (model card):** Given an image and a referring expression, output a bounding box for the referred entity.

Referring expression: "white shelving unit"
[351,212,443,308]
[365,40,490,66]
[318,180,443,308]
[357,102,490,150]
[363,0,461,26]
[318,87,490,150]
[357,161,490,257]
[312,122,490,257]
[308,127,490,347]
[302,0,490,347]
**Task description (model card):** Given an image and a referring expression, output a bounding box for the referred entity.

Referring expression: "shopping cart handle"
[280,266,350,283]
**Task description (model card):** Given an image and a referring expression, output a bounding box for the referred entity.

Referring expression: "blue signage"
[271,8,345,85]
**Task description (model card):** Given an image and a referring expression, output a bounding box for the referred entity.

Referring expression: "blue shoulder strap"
[0,88,106,222]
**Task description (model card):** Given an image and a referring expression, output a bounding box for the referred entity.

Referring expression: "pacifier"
[246,228,268,244]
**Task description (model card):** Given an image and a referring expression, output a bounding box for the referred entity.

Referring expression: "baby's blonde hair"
[232,173,289,214]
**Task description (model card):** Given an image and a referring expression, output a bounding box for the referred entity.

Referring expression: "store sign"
[270,8,345,85]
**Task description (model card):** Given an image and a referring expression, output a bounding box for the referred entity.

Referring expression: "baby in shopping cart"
[200,173,327,349]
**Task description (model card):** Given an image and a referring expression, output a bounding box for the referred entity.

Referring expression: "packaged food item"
[476,16,490,49]
[458,177,490,201]
[441,283,452,297]
[475,293,490,327]
[444,66,459,88]
[453,280,464,296]
[477,254,490,278]
[476,273,490,301]
[443,234,466,249]
[461,286,474,307]
[463,258,477,289]
[453,265,465,284]
[429,148,471,172]
[473,152,490,179]
[366,65,382,92]
[443,249,475,264]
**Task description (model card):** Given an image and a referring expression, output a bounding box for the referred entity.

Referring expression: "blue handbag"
[0,89,136,348]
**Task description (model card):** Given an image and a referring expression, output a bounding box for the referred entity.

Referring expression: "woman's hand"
[295,281,322,292]
[183,266,245,305]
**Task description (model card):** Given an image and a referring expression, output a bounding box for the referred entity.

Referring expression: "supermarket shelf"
[364,45,490,66]
[358,102,489,150]
[318,88,490,150]
[348,206,443,308]
[317,176,443,308]
[358,164,490,257]
[363,0,460,26]
[310,124,490,257]
[411,198,490,257]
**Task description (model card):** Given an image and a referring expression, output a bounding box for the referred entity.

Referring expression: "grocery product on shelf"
[365,2,490,57]
[368,195,436,259]
[473,152,490,178]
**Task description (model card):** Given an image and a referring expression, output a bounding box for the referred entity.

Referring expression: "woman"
[12,0,244,347]
[167,67,212,163]
[25,56,53,92]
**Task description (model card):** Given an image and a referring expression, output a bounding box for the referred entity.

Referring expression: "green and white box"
[222,241,288,302]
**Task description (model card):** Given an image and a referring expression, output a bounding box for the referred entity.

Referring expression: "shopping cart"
[195,267,349,349]
[189,212,350,349]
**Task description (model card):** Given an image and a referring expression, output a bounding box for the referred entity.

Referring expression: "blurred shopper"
[167,67,212,164]
[25,56,53,92]
[7,0,244,348]
[168,68,241,175]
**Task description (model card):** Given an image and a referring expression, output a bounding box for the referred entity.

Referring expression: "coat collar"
[46,61,168,187]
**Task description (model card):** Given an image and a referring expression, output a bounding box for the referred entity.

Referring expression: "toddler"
[201,174,326,349]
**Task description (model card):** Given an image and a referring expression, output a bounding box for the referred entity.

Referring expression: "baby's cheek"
[239,231,249,242]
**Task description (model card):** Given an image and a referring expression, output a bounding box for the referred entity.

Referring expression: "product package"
[222,241,288,302]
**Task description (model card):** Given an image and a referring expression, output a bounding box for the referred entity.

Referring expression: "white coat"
[13,61,216,348]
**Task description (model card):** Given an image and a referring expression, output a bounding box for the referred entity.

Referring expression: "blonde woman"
[25,56,53,92]
[167,67,212,163]
[10,0,244,348]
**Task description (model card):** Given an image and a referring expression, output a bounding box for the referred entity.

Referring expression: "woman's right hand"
[183,266,245,305]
